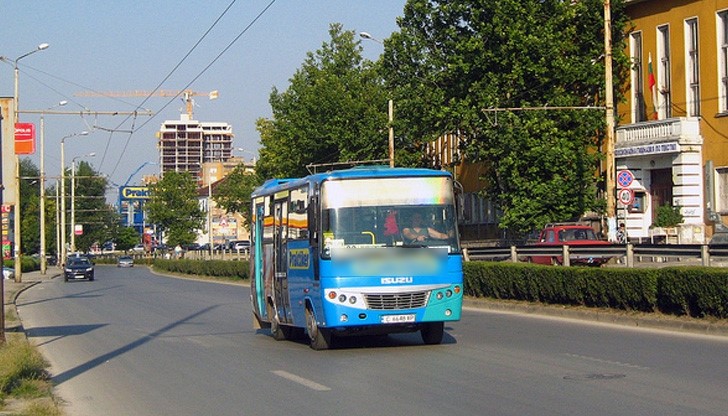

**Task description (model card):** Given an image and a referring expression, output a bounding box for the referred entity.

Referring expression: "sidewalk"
[3,269,59,340]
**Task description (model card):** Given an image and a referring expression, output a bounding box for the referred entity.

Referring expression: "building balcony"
[615,117,702,156]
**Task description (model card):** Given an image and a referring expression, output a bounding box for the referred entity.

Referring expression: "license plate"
[381,314,415,324]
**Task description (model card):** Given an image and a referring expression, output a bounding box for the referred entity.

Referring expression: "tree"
[71,161,118,253]
[256,23,391,179]
[212,166,260,230]
[115,226,141,252]
[19,159,41,254]
[145,171,204,247]
[381,0,631,233]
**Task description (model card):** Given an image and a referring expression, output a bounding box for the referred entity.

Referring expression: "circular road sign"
[618,188,634,206]
[617,170,634,189]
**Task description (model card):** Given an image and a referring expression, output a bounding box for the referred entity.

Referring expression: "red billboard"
[15,122,36,155]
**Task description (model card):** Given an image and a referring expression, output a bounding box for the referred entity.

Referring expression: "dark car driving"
[64,256,95,281]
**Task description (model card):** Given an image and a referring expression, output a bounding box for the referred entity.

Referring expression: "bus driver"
[402,212,449,244]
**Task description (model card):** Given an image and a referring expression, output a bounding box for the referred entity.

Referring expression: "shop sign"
[615,141,679,157]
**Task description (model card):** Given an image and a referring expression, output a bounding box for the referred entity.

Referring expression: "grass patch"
[18,400,63,416]
[0,339,50,397]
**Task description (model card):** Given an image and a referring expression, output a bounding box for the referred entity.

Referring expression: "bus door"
[253,202,266,319]
[273,197,291,323]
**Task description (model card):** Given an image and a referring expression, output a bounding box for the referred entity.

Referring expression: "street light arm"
[124,161,157,186]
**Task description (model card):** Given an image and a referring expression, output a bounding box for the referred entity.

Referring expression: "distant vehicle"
[3,267,14,280]
[131,244,146,253]
[102,241,116,252]
[529,223,612,266]
[64,256,95,281]
[117,256,134,268]
[229,240,250,253]
[184,243,202,251]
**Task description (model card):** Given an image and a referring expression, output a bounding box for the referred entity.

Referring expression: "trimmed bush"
[657,267,728,318]
[464,262,727,318]
[152,258,249,280]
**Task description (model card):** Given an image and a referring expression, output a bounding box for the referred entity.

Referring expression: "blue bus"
[250,166,463,349]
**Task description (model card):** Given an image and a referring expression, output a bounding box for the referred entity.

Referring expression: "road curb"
[463,297,728,337]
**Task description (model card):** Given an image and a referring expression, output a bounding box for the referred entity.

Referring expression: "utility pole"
[604,0,617,241]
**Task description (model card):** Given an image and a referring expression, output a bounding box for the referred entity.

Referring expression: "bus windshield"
[320,177,459,256]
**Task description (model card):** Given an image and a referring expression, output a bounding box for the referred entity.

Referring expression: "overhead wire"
[103,0,244,177]
[112,0,279,170]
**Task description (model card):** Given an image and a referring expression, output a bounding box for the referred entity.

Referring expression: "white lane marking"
[271,370,331,391]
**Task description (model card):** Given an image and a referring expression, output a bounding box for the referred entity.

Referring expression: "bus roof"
[252,166,452,197]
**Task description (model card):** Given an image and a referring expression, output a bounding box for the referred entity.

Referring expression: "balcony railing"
[615,117,701,145]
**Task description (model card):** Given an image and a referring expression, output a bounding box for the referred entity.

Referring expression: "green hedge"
[3,257,40,273]
[152,258,249,281]
[464,262,728,319]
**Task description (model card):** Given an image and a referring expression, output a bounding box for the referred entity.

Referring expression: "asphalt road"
[16,265,728,416]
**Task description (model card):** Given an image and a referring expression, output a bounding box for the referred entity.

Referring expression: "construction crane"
[75,89,219,119]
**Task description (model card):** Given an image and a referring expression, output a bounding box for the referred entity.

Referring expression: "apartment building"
[157,114,234,183]
[618,0,728,242]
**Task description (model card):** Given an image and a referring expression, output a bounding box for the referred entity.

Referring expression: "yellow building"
[618,0,728,242]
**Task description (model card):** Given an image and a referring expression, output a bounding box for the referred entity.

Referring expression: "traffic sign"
[617,170,634,189]
[618,188,634,206]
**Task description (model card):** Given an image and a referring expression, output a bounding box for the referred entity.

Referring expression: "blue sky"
[0,1,406,197]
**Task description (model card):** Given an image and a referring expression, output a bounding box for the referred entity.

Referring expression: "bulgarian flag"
[648,53,658,120]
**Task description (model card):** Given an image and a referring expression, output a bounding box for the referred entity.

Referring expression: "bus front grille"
[364,291,429,310]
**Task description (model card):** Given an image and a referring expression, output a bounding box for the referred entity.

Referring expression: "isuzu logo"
[381,277,413,284]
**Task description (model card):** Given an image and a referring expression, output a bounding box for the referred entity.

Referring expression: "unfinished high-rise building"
[157,114,234,183]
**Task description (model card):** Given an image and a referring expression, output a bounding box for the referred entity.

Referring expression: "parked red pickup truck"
[529,223,612,266]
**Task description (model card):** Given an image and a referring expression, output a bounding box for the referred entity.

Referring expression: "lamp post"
[603,0,617,242]
[39,100,67,274]
[359,33,394,168]
[234,147,257,165]
[7,42,49,282]
[70,152,95,254]
[60,131,89,265]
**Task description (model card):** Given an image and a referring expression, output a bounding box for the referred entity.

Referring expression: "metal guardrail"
[463,243,728,267]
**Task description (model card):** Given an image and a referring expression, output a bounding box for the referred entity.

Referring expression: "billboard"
[14,122,36,155]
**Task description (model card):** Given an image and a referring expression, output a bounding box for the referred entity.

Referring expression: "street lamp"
[39,100,67,274]
[359,32,394,167]
[235,147,257,164]
[4,42,49,282]
[60,131,89,265]
[358,32,383,44]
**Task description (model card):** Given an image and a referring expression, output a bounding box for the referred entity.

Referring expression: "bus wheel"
[305,307,332,350]
[268,304,289,340]
[421,322,444,345]
[271,317,288,341]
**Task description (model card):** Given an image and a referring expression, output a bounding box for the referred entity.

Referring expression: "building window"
[657,25,672,118]
[718,167,728,214]
[630,31,646,122]
[719,11,728,113]
[685,18,700,117]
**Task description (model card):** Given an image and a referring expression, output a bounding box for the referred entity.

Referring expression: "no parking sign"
[617,170,634,188]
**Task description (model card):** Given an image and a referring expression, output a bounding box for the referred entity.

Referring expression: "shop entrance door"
[651,168,673,217]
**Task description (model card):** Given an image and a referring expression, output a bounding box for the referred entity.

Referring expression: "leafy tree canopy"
[71,161,118,253]
[212,167,261,230]
[145,171,204,247]
[382,0,631,233]
[256,23,394,179]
